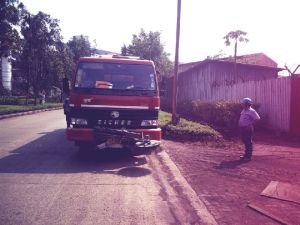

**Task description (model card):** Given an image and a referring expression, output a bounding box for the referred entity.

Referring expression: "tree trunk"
[234,40,237,78]
[234,40,237,63]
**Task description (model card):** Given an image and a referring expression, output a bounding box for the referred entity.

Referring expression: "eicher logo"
[110,111,120,119]
[83,98,93,103]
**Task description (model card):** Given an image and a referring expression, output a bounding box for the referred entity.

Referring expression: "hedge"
[161,99,260,135]
[159,111,222,142]
[182,100,260,134]
[0,103,63,115]
[0,96,60,105]
[0,96,35,105]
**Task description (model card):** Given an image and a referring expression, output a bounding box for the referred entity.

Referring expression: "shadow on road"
[0,129,151,177]
[215,159,248,169]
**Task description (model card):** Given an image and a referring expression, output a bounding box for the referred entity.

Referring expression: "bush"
[0,86,11,96]
[0,103,63,115]
[0,96,20,105]
[160,96,172,113]
[46,96,61,103]
[159,111,222,142]
[0,96,36,105]
[177,100,260,135]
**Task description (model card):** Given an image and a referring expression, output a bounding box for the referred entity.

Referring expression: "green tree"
[121,29,173,77]
[223,30,249,65]
[0,0,24,94]
[48,42,75,88]
[20,11,62,104]
[0,0,24,57]
[67,35,92,64]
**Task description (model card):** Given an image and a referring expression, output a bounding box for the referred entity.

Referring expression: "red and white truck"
[64,55,161,155]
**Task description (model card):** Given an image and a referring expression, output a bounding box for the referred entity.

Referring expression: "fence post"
[290,76,300,136]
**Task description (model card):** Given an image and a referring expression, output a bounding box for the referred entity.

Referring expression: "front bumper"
[66,127,161,141]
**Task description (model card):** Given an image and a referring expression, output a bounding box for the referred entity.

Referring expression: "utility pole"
[172,0,181,125]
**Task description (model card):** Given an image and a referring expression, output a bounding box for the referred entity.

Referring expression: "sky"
[21,0,299,72]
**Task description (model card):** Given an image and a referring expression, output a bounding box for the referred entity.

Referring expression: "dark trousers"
[65,112,71,128]
[240,127,254,158]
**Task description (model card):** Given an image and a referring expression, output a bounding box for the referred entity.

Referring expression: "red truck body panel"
[69,93,160,110]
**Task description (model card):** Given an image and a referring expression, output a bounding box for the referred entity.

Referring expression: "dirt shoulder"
[164,133,300,225]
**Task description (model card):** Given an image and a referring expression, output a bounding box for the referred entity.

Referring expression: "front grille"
[70,107,158,129]
[95,119,136,128]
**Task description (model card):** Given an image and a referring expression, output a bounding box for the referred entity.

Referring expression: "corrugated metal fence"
[174,77,293,132]
[170,75,299,134]
[204,77,292,131]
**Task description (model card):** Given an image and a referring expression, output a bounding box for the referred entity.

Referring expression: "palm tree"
[223,30,249,77]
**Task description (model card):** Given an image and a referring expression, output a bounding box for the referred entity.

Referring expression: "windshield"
[75,62,156,91]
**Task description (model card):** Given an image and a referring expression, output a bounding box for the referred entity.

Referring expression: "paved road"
[0,110,215,225]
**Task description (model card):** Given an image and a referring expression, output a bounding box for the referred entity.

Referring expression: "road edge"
[148,147,218,225]
[0,107,63,120]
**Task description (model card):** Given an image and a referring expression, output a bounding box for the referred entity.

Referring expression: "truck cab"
[66,55,161,154]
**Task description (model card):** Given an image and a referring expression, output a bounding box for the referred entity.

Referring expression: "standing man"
[239,97,260,161]
[62,78,71,128]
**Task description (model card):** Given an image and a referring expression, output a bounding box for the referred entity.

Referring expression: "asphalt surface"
[0,110,215,225]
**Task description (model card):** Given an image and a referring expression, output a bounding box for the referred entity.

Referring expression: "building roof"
[219,53,278,68]
[93,48,118,55]
[179,53,284,75]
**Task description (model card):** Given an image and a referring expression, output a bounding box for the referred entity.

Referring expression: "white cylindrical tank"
[1,56,12,91]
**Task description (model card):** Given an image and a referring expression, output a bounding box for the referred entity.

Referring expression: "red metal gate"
[290,76,300,136]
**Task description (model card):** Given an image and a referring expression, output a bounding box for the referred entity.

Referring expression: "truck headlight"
[71,118,88,125]
[141,120,158,126]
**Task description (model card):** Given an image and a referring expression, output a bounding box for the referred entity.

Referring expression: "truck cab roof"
[79,55,154,65]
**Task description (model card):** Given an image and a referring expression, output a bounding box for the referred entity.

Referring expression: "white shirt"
[239,107,260,127]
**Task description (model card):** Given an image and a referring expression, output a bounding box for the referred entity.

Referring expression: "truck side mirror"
[62,78,70,94]
[160,89,166,96]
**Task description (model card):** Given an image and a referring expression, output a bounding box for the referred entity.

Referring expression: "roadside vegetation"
[0,103,62,115]
[0,95,62,115]
[0,95,60,105]
[161,99,261,137]
[159,111,222,142]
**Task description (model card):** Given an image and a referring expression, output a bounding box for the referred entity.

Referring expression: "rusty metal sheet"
[261,181,300,205]
[248,203,291,225]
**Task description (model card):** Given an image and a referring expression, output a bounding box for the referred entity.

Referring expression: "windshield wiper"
[75,87,156,96]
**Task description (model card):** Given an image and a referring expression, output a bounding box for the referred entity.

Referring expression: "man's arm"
[251,110,261,126]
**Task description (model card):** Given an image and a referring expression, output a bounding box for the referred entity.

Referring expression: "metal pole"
[172,0,181,125]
